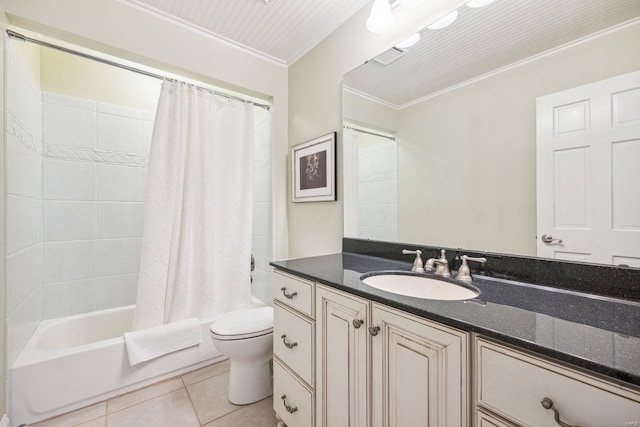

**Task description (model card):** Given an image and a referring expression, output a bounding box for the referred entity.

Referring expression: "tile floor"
[30,359,279,427]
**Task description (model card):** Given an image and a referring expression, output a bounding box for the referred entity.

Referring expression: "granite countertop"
[271,252,640,388]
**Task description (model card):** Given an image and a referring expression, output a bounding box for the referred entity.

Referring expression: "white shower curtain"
[343,127,360,237]
[133,81,254,330]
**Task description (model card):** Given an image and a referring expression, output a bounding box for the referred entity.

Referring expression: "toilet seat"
[210,306,273,341]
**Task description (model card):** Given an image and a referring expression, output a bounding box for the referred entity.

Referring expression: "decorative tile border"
[8,111,149,168]
[359,170,396,183]
[7,112,42,155]
[43,145,149,168]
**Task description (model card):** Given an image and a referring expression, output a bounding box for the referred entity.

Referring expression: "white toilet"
[209,306,274,405]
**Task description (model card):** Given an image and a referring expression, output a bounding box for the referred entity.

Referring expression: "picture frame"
[291,132,337,203]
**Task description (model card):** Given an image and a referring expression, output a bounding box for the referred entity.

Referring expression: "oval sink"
[361,272,479,301]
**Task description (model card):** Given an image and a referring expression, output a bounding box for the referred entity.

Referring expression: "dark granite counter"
[270,252,640,388]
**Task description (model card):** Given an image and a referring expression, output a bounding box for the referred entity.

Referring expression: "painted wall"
[0,8,7,416]
[5,0,289,262]
[397,22,640,256]
[343,89,399,134]
[287,0,467,257]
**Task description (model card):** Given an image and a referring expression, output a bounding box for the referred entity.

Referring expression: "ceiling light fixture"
[366,0,395,34]
[427,10,458,30]
[466,0,495,7]
[395,33,420,49]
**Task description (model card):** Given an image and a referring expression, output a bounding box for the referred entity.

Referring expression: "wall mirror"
[342,0,640,267]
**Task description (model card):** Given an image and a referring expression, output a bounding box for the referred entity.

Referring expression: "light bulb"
[395,33,420,49]
[427,10,458,30]
[366,0,394,34]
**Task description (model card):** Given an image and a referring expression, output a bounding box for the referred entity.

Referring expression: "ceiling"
[123,0,372,65]
[343,0,640,108]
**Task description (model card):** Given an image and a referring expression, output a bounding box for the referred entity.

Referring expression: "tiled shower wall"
[251,107,273,305]
[41,92,154,319]
[358,141,398,241]
[5,43,44,367]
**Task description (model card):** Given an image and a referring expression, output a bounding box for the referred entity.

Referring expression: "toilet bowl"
[209,306,274,405]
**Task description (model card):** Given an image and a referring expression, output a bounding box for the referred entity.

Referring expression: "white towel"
[124,318,202,366]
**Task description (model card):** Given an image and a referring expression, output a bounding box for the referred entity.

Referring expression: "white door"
[536,70,640,266]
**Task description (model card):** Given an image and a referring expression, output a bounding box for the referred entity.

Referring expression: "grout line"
[106,376,185,416]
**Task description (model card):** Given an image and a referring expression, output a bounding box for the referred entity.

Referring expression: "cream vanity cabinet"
[272,270,316,427]
[316,284,469,427]
[474,337,640,426]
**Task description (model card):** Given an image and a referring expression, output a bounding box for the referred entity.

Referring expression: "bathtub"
[10,298,267,426]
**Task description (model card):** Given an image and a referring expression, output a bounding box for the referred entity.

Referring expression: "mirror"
[342,0,640,267]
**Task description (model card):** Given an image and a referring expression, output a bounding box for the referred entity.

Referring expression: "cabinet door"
[316,285,369,427]
[371,303,468,427]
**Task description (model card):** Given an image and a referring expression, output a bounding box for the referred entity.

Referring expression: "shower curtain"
[343,127,360,237]
[132,81,254,330]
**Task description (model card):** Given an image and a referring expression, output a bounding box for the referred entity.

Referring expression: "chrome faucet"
[402,249,425,273]
[427,249,451,277]
[456,255,487,282]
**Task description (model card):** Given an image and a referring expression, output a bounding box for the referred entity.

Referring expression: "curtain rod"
[6,30,271,110]
[343,125,396,141]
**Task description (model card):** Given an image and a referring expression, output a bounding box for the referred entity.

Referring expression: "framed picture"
[291,132,337,203]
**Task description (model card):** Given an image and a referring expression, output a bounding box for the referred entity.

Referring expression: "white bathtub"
[10,299,267,426]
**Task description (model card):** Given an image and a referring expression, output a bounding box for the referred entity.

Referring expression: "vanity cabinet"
[272,270,316,427]
[474,337,640,426]
[316,284,469,427]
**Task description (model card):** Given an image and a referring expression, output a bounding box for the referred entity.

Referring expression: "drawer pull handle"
[281,287,297,299]
[281,334,298,349]
[541,397,579,427]
[281,394,298,413]
[352,319,364,329]
[368,326,380,336]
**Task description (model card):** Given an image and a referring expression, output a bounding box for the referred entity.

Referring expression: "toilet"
[209,306,274,405]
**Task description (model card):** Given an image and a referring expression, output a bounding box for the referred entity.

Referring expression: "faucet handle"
[456,255,487,283]
[402,249,425,273]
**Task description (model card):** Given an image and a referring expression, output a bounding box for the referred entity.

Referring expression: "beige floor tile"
[203,397,277,427]
[181,358,230,386]
[76,417,106,427]
[106,389,199,427]
[107,378,183,413]
[30,402,106,427]
[185,371,240,424]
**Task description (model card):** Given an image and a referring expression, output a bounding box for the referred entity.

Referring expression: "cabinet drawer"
[273,302,314,386]
[274,358,314,427]
[273,270,314,318]
[475,409,518,427]
[475,337,640,427]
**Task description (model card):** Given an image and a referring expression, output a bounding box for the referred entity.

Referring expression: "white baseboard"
[0,414,9,427]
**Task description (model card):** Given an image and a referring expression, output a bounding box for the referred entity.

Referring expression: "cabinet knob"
[541,397,579,427]
[352,319,364,329]
[368,326,380,336]
[280,334,298,349]
[281,394,298,414]
[280,287,297,299]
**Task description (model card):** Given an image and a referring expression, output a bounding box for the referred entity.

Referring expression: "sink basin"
[361,272,480,301]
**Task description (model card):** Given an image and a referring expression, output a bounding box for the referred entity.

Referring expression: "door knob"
[541,234,563,244]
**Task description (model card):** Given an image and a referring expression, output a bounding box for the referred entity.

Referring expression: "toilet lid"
[210,306,273,340]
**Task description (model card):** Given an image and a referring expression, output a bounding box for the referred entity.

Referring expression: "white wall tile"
[6,195,42,255]
[6,244,43,317]
[43,279,97,319]
[253,166,271,203]
[44,240,97,283]
[43,92,97,111]
[6,287,42,367]
[98,103,145,119]
[253,202,272,238]
[97,113,145,154]
[97,238,142,277]
[7,48,41,137]
[44,201,97,241]
[97,164,145,202]
[142,121,154,156]
[44,159,96,201]
[96,274,138,310]
[5,133,42,198]
[98,202,144,238]
[43,103,97,148]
